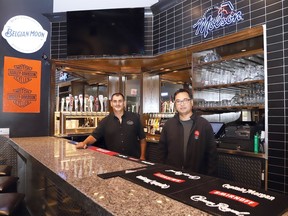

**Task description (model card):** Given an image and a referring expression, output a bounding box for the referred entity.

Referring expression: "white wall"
[53,0,158,12]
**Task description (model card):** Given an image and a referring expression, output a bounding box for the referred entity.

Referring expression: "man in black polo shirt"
[76,93,147,160]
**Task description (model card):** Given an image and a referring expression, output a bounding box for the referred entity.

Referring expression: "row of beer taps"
[60,94,109,112]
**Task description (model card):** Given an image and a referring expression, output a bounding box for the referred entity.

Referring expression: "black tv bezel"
[66,8,145,57]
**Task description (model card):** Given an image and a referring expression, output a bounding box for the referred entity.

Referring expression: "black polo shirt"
[91,111,146,158]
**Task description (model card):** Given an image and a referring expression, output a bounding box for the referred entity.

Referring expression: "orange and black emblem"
[8,64,37,84]
[7,87,37,108]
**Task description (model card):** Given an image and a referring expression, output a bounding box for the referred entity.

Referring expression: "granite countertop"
[10,136,210,216]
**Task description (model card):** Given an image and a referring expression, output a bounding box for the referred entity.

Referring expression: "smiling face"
[174,91,193,116]
[110,94,126,113]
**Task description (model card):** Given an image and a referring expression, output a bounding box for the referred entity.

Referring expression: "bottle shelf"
[193,79,264,91]
[194,105,264,113]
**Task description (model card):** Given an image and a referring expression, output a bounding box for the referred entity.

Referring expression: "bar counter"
[7,136,210,216]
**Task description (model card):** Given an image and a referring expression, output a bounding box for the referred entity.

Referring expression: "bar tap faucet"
[84,94,89,112]
[89,95,94,112]
[79,94,83,112]
[103,97,108,112]
[65,96,70,112]
[60,97,65,112]
[74,96,79,112]
[169,100,174,113]
[99,95,104,112]
[94,96,99,112]
[69,94,74,112]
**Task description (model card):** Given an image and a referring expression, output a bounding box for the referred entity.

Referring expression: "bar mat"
[120,165,288,216]
[98,165,158,179]
[67,140,156,166]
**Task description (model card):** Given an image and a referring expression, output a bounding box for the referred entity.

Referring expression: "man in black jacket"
[158,88,217,176]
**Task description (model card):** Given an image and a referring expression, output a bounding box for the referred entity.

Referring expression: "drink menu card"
[121,165,288,216]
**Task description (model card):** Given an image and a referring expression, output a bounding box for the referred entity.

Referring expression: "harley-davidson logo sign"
[7,87,37,108]
[8,64,37,84]
[3,56,41,113]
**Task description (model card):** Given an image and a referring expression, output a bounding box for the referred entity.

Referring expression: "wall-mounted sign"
[1,15,48,53]
[193,1,244,38]
[3,56,41,113]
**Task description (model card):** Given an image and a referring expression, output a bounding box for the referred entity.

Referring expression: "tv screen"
[210,122,225,138]
[67,8,145,57]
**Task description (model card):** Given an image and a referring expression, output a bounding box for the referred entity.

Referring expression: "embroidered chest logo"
[194,130,200,140]
[126,120,134,125]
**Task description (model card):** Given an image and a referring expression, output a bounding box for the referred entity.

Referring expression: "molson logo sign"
[2,15,48,53]
[193,1,244,38]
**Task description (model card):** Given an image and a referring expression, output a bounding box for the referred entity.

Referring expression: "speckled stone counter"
[8,136,210,216]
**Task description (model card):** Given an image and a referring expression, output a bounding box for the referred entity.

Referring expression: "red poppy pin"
[194,130,200,140]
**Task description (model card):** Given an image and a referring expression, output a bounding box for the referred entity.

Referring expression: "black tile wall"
[268,132,285,142]
[151,0,287,194]
[251,1,265,11]
[49,0,287,194]
[268,83,284,92]
[268,173,285,184]
[251,16,265,26]
[268,164,285,176]
[268,125,285,133]
[268,92,284,100]
[268,100,285,109]
[50,22,67,59]
[268,141,285,151]
[267,67,284,77]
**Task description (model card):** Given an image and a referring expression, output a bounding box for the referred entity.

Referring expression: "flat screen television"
[66,8,145,57]
[210,122,225,138]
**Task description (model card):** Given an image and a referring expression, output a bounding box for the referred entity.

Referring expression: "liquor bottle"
[254,133,259,153]
[143,119,148,133]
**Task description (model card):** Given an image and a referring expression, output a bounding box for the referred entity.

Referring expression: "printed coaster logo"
[190,195,250,216]
[193,1,244,38]
[209,190,259,207]
[154,172,186,183]
[2,15,48,53]
[7,87,37,108]
[8,64,37,84]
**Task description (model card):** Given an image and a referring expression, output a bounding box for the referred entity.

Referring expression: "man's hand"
[76,142,87,149]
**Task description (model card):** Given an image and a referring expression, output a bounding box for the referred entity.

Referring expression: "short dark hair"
[111,92,125,101]
[174,88,193,100]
